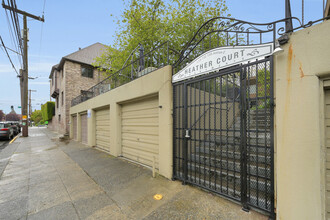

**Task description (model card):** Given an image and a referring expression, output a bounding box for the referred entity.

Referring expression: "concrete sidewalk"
[0,127,267,220]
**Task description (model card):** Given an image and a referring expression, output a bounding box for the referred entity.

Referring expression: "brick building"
[49,43,107,134]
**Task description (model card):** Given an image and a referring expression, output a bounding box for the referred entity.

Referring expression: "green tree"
[30,110,43,125]
[94,0,230,79]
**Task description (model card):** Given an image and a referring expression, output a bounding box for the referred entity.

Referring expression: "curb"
[9,135,19,144]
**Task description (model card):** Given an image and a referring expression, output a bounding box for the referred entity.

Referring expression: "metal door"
[173,57,274,215]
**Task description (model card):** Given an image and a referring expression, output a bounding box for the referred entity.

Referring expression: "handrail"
[189,106,227,130]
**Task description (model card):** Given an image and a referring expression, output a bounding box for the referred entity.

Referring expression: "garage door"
[121,96,159,168]
[96,108,110,152]
[81,114,88,145]
[72,115,77,140]
[325,89,330,219]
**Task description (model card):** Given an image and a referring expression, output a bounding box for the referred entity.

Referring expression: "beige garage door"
[325,88,330,219]
[121,96,159,168]
[72,115,77,140]
[96,108,110,152]
[81,114,88,145]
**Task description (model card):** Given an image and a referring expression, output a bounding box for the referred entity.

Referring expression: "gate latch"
[185,129,190,139]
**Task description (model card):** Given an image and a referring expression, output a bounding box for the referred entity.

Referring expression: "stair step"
[192,149,270,163]
[178,172,271,211]
[188,156,270,179]
[198,142,271,155]
[205,135,271,146]
[186,162,271,192]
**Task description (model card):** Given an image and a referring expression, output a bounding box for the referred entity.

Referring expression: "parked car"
[0,122,14,140]
[10,122,20,135]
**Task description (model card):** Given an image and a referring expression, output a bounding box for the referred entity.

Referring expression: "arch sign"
[172,43,273,83]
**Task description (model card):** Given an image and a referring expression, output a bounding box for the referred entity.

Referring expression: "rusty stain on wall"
[286,44,293,83]
[281,43,294,155]
[299,61,305,78]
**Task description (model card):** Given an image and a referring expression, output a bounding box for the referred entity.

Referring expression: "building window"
[56,97,59,108]
[58,114,61,122]
[81,66,93,78]
[61,92,64,106]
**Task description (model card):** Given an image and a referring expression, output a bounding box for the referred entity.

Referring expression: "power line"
[0,35,19,75]
[4,6,22,68]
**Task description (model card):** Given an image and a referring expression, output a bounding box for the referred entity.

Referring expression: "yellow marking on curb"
[153,194,163,200]
[9,135,19,144]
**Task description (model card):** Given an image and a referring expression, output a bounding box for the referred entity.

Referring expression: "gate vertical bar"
[270,56,275,219]
[172,82,177,179]
[240,65,249,211]
[183,82,188,184]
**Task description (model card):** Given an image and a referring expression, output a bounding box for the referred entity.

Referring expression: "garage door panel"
[81,114,88,144]
[95,120,110,126]
[72,115,77,141]
[122,114,158,121]
[121,96,159,169]
[122,140,158,153]
[122,108,157,118]
[121,122,158,128]
[122,127,158,136]
[122,117,158,125]
[96,108,110,152]
[96,130,110,136]
[122,147,159,166]
[122,133,158,145]
[96,114,110,120]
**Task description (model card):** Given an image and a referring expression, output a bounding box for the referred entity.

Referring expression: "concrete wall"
[70,66,173,179]
[275,20,330,220]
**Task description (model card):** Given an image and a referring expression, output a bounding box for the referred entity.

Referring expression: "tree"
[5,113,20,121]
[0,110,4,121]
[94,0,230,79]
[30,110,43,125]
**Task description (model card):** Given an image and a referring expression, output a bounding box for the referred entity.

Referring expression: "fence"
[71,41,171,106]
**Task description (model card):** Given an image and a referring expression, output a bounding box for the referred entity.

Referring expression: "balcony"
[51,88,59,98]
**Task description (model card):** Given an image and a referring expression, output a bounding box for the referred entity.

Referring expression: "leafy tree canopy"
[0,110,4,121]
[94,0,230,76]
[5,113,20,121]
[30,110,43,124]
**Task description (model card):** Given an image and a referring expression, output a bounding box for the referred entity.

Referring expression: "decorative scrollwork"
[267,24,274,30]
[173,15,325,68]
[277,27,285,35]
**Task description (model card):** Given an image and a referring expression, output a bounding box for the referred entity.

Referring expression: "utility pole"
[28,89,37,121]
[2,2,44,137]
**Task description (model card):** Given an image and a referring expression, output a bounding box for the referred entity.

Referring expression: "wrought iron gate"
[173,56,274,216]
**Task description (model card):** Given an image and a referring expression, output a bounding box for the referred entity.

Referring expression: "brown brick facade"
[49,60,105,134]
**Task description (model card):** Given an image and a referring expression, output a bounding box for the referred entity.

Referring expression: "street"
[0,128,266,220]
[0,140,9,151]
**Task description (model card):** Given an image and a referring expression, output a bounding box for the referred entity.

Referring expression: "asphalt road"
[0,140,9,151]
[0,138,18,178]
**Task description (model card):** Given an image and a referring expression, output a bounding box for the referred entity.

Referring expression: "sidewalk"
[0,127,267,220]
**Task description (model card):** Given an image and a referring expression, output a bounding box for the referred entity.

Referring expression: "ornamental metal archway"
[171,17,299,218]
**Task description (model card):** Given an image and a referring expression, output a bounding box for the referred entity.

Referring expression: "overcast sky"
[0,0,325,114]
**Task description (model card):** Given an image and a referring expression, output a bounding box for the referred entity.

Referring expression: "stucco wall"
[70,66,173,179]
[275,20,330,220]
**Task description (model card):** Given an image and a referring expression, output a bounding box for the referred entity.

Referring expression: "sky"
[0,0,325,114]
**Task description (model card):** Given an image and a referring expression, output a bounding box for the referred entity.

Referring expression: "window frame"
[81,65,94,79]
